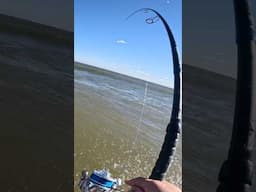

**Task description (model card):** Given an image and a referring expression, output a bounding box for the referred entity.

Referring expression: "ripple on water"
[74,66,181,191]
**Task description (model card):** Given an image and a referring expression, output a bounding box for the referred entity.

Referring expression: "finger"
[125,177,152,191]
[128,186,144,192]
[125,177,146,186]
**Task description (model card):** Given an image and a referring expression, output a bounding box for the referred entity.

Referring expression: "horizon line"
[74,60,173,89]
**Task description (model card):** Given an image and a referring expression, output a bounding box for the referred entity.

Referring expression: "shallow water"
[74,63,181,191]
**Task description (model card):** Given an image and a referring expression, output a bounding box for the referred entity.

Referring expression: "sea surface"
[0,28,73,191]
[74,62,181,191]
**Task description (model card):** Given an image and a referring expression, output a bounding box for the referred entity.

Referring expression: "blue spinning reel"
[79,169,122,192]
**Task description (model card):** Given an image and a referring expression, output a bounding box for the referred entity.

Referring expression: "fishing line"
[126,8,182,181]
[79,8,181,192]
[134,82,148,145]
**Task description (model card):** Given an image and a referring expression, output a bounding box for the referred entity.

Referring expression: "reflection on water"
[74,62,181,191]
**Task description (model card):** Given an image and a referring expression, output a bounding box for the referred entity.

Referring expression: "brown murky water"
[74,63,181,191]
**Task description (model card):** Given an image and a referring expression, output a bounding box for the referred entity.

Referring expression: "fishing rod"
[142,8,181,181]
[127,8,181,180]
[79,8,181,192]
[217,0,256,192]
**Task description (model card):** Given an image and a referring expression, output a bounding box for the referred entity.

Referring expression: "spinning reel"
[79,169,122,192]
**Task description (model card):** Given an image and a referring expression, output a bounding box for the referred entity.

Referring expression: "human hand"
[125,177,181,192]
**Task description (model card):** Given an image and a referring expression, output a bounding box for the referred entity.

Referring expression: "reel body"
[79,169,122,192]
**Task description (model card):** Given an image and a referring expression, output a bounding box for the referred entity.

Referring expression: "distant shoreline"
[75,61,173,91]
[0,13,73,46]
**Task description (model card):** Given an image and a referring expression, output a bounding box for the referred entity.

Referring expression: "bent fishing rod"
[127,8,182,180]
[79,9,181,192]
[217,0,256,192]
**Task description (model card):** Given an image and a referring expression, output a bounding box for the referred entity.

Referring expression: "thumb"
[125,178,147,192]
[125,177,146,186]
[125,177,147,186]
[128,186,144,192]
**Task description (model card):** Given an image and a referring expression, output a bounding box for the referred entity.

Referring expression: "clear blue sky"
[75,0,181,87]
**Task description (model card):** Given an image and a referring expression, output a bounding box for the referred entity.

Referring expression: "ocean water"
[74,63,181,191]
